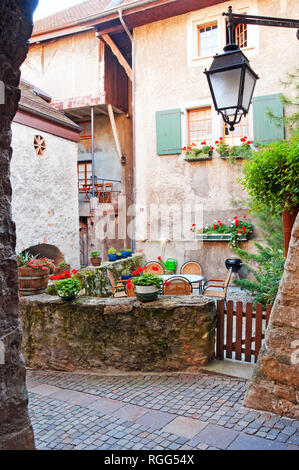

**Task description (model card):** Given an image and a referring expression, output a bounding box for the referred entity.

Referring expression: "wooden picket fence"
[216,300,272,363]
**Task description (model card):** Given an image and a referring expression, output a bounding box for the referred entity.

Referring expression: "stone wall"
[19,295,216,372]
[0,0,36,451]
[11,122,80,268]
[244,214,299,419]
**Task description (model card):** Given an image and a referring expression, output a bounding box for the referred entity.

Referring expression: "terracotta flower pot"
[91,257,102,266]
[18,266,49,297]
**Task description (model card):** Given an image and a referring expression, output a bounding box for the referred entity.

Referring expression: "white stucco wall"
[133,0,299,277]
[11,122,80,268]
[21,30,101,103]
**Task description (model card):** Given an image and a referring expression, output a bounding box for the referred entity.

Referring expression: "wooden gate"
[216,300,272,363]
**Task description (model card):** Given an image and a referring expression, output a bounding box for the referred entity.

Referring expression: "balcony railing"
[78,177,121,203]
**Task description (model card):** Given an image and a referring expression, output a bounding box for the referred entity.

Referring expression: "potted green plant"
[120,248,128,258]
[17,252,56,296]
[116,252,122,260]
[121,267,132,281]
[54,277,82,301]
[90,250,102,266]
[108,247,117,261]
[127,249,132,257]
[131,273,163,302]
[182,142,214,161]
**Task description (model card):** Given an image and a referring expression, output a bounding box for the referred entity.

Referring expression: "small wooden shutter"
[253,93,285,144]
[156,109,181,155]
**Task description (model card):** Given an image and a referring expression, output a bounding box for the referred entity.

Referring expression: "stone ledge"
[20,295,216,373]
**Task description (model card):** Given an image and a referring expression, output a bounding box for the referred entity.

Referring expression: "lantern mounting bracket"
[223,6,299,41]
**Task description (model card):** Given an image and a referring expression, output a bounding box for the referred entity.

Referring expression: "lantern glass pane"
[209,67,242,111]
[242,68,256,112]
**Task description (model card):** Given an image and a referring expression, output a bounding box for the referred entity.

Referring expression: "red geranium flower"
[152,266,159,271]
[215,140,219,144]
[192,143,196,146]
[219,137,223,141]
[246,141,251,145]
[72,269,78,275]
[182,147,186,151]
[210,147,214,150]
[234,220,239,226]
[213,224,218,229]
[237,230,242,234]
[201,141,206,145]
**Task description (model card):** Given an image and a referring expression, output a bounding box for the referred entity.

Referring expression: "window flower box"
[196,233,247,242]
[182,142,214,162]
[190,216,253,248]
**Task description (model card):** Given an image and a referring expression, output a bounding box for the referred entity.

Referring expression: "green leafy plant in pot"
[54,277,82,301]
[108,247,117,261]
[131,273,163,302]
[90,250,102,266]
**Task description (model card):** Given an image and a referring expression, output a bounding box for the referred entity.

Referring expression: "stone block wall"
[244,214,299,419]
[19,295,216,372]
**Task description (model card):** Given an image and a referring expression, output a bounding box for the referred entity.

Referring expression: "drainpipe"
[118,9,136,254]
[91,106,95,198]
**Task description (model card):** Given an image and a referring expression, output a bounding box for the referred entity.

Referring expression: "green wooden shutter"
[253,93,285,144]
[156,109,181,155]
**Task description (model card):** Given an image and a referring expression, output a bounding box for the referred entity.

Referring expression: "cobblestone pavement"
[27,370,299,450]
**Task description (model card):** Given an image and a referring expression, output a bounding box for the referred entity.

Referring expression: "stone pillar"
[244,214,299,419]
[0,0,37,450]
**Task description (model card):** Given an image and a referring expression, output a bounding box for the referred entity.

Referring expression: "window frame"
[77,161,92,190]
[197,22,218,59]
[187,107,213,146]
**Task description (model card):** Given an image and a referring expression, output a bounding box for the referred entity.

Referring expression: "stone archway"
[21,243,65,265]
[0,0,38,450]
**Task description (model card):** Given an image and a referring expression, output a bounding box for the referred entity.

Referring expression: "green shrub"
[238,137,299,215]
[233,213,285,307]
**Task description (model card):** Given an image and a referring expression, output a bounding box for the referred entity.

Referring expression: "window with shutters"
[188,108,212,146]
[197,23,218,58]
[78,162,92,190]
[224,115,250,145]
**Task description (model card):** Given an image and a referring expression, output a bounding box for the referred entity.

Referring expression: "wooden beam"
[98,33,132,82]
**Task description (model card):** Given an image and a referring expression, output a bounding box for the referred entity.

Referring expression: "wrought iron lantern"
[205,6,299,131]
[204,49,258,131]
[204,8,258,131]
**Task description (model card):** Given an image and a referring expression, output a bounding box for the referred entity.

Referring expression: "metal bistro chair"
[202,268,233,303]
[163,276,192,296]
[180,261,204,293]
[143,261,165,275]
